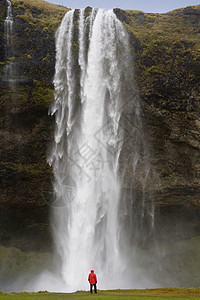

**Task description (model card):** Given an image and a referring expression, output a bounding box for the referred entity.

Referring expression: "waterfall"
[4,0,15,85]
[49,8,155,291]
[5,0,13,46]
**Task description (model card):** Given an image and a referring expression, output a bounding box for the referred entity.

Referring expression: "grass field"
[1,289,200,300]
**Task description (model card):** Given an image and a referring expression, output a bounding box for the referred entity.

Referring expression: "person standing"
[88,270,97,293]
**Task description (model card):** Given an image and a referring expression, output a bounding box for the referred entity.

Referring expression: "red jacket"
[88,270,97,284]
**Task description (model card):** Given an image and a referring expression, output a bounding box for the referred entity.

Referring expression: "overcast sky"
[45,0,200,13]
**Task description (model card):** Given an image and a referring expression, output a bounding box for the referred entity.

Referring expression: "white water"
[0,7,157,293]
[47,8,155,292]
[4,0,15,85]
[5,0,13,46]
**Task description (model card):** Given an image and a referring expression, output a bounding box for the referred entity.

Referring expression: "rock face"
[0,0,200,286]
[116,7,200,286]
[0,0,67,250]
[116,6,200,204]
[0,0,6,61]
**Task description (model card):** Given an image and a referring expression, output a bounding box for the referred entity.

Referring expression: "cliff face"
[118,7,200,285]
[0,0,67,203]
[115,6,200,204]
[0,0,6,61]
[0,0,200,285]
[0,0,67,250]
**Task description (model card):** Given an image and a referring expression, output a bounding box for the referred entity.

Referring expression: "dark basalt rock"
[31,8,42,18]
[183,6,200,15]
[0,0,6,61]
[113,8,129,24]
[136,13,145,25]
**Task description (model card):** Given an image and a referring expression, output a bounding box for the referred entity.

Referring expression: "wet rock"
[113,8,129,24]
[31,8,42,18]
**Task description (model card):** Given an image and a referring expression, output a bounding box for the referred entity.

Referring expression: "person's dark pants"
[90,283,97,293]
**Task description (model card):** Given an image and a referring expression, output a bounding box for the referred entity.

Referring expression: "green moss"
[0,81,54,112]
[125,6,200,46]
[7,56,16,62]
[11,0,69,31]
[31,80,54,107]
[42,53,50,62]
[121,6,200,112]
[0,162,45,175]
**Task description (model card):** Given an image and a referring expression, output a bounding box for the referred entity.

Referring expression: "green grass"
[122,5,200,113]
[124,6,200,46]
[11,0,69,31]
[1,289,200,300]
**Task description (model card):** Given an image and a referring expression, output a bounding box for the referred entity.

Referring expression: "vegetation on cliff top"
[125,6,200,45]
[122,5,200,113]
[11,0,69,31]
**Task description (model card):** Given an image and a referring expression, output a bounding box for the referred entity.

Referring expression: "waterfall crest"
[49,8,155,291]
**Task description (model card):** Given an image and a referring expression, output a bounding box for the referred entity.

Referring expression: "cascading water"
[5,0,13,45]
[4,0,15,85]
[49,8,155,291]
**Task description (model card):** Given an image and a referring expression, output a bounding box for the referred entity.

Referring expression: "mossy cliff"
[0,0,68,250]
[115,7,200,286]
[0,0,200,286]
[114,6,200,187]
[115,6,200,222]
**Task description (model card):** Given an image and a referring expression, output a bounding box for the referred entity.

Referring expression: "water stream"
[4,0,15,85]
[5,0,13,45]
[49,8,154,291]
